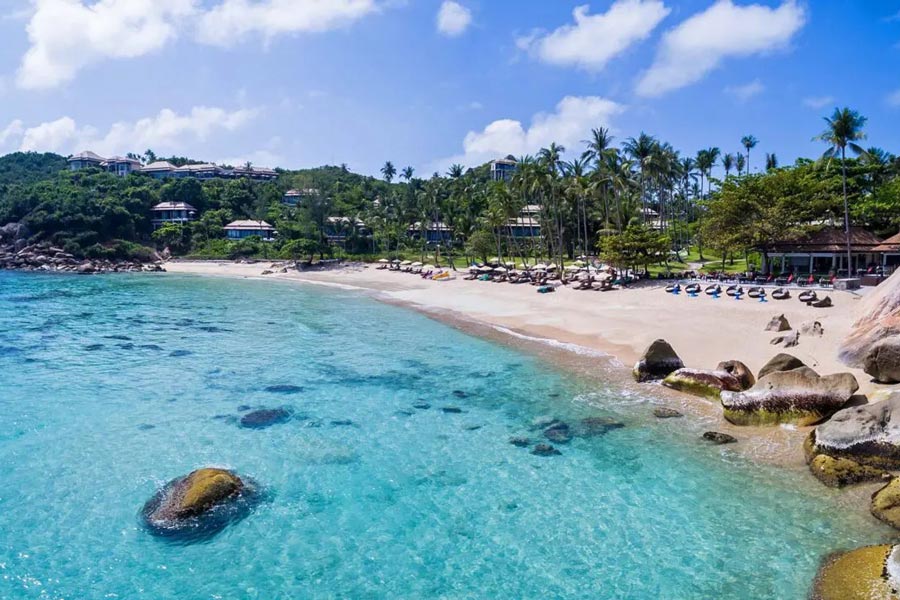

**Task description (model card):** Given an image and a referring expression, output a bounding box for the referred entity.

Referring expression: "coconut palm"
[623,133,657,225]
[765,153,778,171]
[816,107,868,274]
[735,153,745,176]
[381,161,396,184]
[722,153,734,178]
[741,135,758,173]
[401,166,415,181]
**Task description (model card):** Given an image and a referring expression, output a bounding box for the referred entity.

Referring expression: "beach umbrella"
[378,258,389,263]
[505,262,516,268]
[546,263,558,270]
[391,259,401,264]
[400,260,412,266]
[411,261,423,267]
[423,264,435,270]
[493,267,507,273]
[479,265,494,272]
[534,263,548,270]
[565,265,580,271]
[468,266,479,273]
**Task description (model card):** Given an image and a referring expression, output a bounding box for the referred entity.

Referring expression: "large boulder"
[841,269,900,367]
[721,367,858,426]
[863,337,900,384]
[872,478,900,530]
[806,394,900,469]
[716,360,755,390]
[633,339,684,382]
[757,353,806,380]
[810,544,900,600]
[141,468,258,540]
[662,368,744,401]
[808,454,890,488]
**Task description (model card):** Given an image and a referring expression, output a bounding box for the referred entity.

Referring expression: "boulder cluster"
[0,223,163,274]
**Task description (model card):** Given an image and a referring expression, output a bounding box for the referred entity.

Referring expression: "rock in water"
[872,479,900,530]
[543,422,572,444]
[758,353,806,379]
[721,367,858,426]
[662,368,744,401]
[806,394,900,469]
[653,407,683,419]
[509,437,530,447]
[808,455,890,488]
[863,338,900,384]
[141,468,257,540]
[531,443,561,456]
[576,417,625,437]
[841,269,900,368]
[716,360,755,390]
[239,407,292,429]
[765,314,791,332]
[810,544,900,600]
[633,339,684,382]
[702,431,737,444]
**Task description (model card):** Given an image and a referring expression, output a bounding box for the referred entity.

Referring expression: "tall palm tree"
[741,135,758,173]
[816,107,868,275]
[735,153,745,176]
[623,133,657,225]
[401,166,415,181]
[765,153,778,171]
[721,153,734,178]
[447,164,464,179]
[381,161,396,184]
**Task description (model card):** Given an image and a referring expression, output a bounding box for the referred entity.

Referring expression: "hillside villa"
[68,151,277,181]
[224,220,276,241]
[150,202,197,230]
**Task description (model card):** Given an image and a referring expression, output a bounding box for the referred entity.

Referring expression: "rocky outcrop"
[721,367,858,426]
[702,431,737,444]
[716,360,755,390]
[757,353,805,379]
[810,544,900,600]
[653,407,683,418]
[662,368,744,400]
[0,239,163,273]
[633,339,684,382]
[808,455,890,488]
[863,338,900,384]
[812,296,833,308]
[770,330,799,348]
[806,395,900,469]
[841,269,900,369]
[765,314,791,332]
[142,468,255,537]
[872,479,900,530]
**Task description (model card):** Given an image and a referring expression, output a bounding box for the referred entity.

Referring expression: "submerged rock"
[765,314,791,332]
[662,368,743,401]
[531,443,561,456]
[811,544,900,600]
[263,384,303,394]
[412,402,431,410]
[721,367,858,426]
[633,339,684,382]
[141,468,258,541]
[239,407,292,429]
[873,478,900,530]
[653,407,683,419]
[863,338,900,384]
[806,394,900,469]
[702,431,737,444]
[575,417,625,437]
[758,353,806,380]
[809,455,890,488]
[543,422,572,444]
[509,437,530,447]
[441,406,463,414]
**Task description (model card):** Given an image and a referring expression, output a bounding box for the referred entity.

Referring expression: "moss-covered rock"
[716,360,755,390]
[872,478,900,530]
[720,367,858,426]
[633,339,683,382]
[807,395,900,469]
[143,467,247,530]
[810,545,900,600]
[809,454,890,488]
[662,368,743,400]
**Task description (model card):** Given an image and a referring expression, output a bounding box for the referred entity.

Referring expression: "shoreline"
[158,259,892,474]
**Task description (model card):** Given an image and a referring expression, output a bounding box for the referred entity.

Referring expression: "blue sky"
[0,0,898,177]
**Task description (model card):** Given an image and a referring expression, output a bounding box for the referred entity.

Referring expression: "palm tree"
[721,153,734,178]
[735,153,745,176]
[623,133,657,225]
[401,166,415,181]
[816,107,868,275]
[381,161,396,184]
[765,153,778,171]
[741,135,758,173]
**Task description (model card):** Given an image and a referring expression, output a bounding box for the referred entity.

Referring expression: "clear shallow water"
[0,272,890,599]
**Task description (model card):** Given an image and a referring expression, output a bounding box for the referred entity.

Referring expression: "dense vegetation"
[0,107,897,270]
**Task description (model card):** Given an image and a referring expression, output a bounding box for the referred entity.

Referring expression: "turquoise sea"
[0,271,891,599]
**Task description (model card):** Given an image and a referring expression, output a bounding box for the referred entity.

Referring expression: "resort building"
[408,221,453,244]
[874,233,900,271]
[150,202,197,230]
[68,151,278,181]
[325,216,368,245]
[282,188,321,206]
[490,159,517,182]
[760,227,884,276]
[508,205,542,238]
[224,220,276,241]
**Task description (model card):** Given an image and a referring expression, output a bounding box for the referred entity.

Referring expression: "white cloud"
[14,106,258,155]
[196,0,378,46]
[0,120,26,150]
[216,149,284,168]
[724,79,764,101]
[636,0,806,97]
[437,96,624,169]
[888,89,900,108]
[519,0,670,71]
[803,95,834,110]
[17,0,196,90]
[436,1,471,37]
